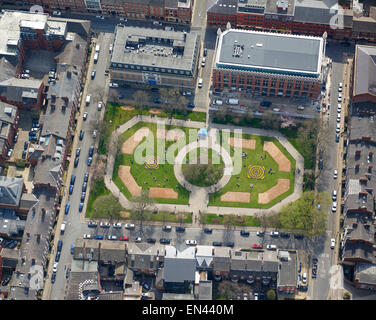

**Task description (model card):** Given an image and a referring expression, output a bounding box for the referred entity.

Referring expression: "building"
[126,242,164,275]
[207,0,375,41]
[212,247,231,280]
[277,250,298,294]
[0,102,19,163]
[212,28,325,99]
[110,25,200,89]
[14,0,193,24]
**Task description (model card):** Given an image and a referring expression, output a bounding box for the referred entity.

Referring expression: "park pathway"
[104,115,304,226]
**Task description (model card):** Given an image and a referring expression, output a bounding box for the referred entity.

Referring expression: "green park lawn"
[209,133,296,209]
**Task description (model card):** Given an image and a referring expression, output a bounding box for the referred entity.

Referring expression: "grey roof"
[198,281,213,300]
[111,25,199,73]
[343,242,375,263]
[73,239,127,263]
[19,193,38,212]
[216,29,323,77]
[163,245,196,283]
[98,291,124,300]
[355,263,376,286]
[55,33,87,73]
[245,250,263,271]
[162,293,195,300]
[0,208,25,236]
[265,0,295,15]
[0,78,42,103]
[0,102,17,124]
[0,176,24,206]
[213,247,231,272]
[207,0,238,15]
[353,45,376,98]
[352,16,376,34]
[0,56,17,82]
[344,212,374,244]
[127,242,164,270]
[230,250,247,271]
[293,0,338,25]
[277,250,298,287]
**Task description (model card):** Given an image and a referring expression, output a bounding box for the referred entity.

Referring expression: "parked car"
[52,262,58,273]
[266,244,277,250]
[146,238,156,243]
[203,48,207,56]
[2,277,11,286]
[176,226,185,232]
[69,185,73,195]
[71,244,75,254]
[333,169,338,179]
[109,82,119,88]
[154,98,162,104]
[302,272,307,284]
[182,91,192,96]
[65,203,70,215]
[330,238,335,249]
[89,146,94,157]
[212,241,222,246]
[87,157,92,166]
[162,225,172,231]
[93,130,97,138]
[203,228,213,234]
[256,231,265,236]
[51,273,56,283]
[94,235,104,240]
[332,201,337,212]
[113,222,122,228]
[24,141,28,150]
[124,223,135,229]
[97,102,103,111]
[65,268,71,279]
[80,192,86,202]
[185,240,197,246]
[107,235,117,241]
[187,103,195,108]
[335,134,340,143]
[84,172,89,182]
[70,174,76,185]
[52,11,61,16]
[88,221,97,228]
[83,112,88,121]
[225,241,234,248]
[79,202,84,212]
[280,232,290,238]
[82,182,87,192]
[240,230,250,237]
[270,231,279,237]
[160,238,170,244]
[74,157,79,168]
[253,244,263,249]
[135,237,142,242]
[332,190,337,201]
[100,222,110,228]
[79,130,84,140]
[336,114,341,123]
[119,236,129,241]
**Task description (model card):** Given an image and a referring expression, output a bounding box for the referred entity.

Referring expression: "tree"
[266,289,276,300]
[108,90,120,104]
[199,210,206,228]
[279,191,330,237]
[223,214,236,238]
[133,90,150,110]
[92,194,123,219]
[92,84,106,103]
[261,110,277,130]
[176,96,188,115]
[131,190,154,235]
[159,88,173,113]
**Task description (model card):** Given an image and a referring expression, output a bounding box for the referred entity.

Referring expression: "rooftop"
[0,176,24,207]
[355,262,376,285]
[293,0,340,25]
[216,29,323,78]
[353,45,376,98]
[277,250,298,287]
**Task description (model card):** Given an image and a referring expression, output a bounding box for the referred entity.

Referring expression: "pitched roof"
[353,45,376,98]
[0,176,24,206]
[355,262,376,285]
[163,245,196,282]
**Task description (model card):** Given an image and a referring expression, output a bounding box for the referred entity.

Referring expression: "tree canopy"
[92,194,123,219]
[279,191,329,237]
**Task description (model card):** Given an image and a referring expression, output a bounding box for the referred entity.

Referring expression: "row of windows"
[111,62,192,76]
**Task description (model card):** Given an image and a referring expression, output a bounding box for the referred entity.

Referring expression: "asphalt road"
[48,32,114,300]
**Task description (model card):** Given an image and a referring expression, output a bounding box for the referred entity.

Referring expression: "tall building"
[212,28,325,99]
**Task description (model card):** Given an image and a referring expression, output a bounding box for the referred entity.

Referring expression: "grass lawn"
[209,133,295,209]
[112,122,195,205]
[85,178,111,218]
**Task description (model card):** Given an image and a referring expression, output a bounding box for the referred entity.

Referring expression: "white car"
[256,231,265,236]
[119,17,127,22]
[135,237,142,242]
[330,238,335,249]
[338,82,343,92]
[124,223,135,229]
[100,222,110,228]
[336,123,340,133]
[109,44,113,53]
[338,95,342,103]
[96,15,104,19]
[266,244,277,250]
[7,149,13,157]
[332,190,337,201]
[272,108,280,112]
[53,262,58,273]
[182,91,192,96]
[113,223,122,228]
[97,102,103,111]
[185,240,197,246]
[270,231,279,237]
[109,82,119,88]
[52,11,61,16]
[337,104,342,112]
[93,130,97,138]
[336,114,341,122]
[83,234,91,239]
[331,201,337,212]
[302,272,307,284]
[333,169,338,179]
[107,235,117,240]
[83,112,88,121]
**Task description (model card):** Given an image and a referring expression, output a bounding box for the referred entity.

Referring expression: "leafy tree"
[261,110,280,130]
[133,90,150,110]
[131,190,154,235]
[266,289,276,300]
[279,191,330,237]
[92,194,123,219]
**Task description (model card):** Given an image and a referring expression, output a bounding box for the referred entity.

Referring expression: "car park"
[125,223,135,229]
[185,240,197,246]
[240,230,250,236]
[88,221,97,228]
[212,241,222,246]
[113,222,122,228]
[333,169,338,179]
[270,231,279,237]
[100,222,110,228]
[330,238,335,249]
[146,238,156,243]
[253,244,263,249]
[108,235,117,241]
[120,236,129,241]
[160,238,170,244]
[266,244,277,250]
[203,228,213,234]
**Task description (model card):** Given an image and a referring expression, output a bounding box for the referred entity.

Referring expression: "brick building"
[212,28,325,99]
[110,25,200,89]
[207,0,375,41]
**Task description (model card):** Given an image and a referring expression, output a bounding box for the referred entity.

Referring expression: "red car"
[253,244,263,249]
[119,236,129,241]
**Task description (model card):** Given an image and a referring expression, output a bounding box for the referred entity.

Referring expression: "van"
[60,222,66,234]
[198,78,203,88]
[94,52,98,63]
[95,44,100,53]
[85,94,91,106]
[226,98,239,105]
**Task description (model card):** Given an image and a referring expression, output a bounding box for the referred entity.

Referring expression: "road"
[46,32,114,300]
[308,41,355,300]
